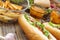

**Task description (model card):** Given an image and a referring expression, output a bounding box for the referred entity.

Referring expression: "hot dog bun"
[43,22,60,40]
[18,14,56,40]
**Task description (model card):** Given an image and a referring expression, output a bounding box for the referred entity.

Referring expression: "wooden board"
[0,22,28,40]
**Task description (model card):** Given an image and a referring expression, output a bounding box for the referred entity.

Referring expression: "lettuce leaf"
[48,22,60,28]
[46,8,52,14]
[24,14,35,26]
[36,22,49,37]
[24,14,49,37]
[43,28,49,37]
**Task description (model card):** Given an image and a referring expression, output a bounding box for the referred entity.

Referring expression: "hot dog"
[43,22,60,40]
[18,13,56,40]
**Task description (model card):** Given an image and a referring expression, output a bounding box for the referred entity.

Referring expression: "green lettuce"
[24,14,49,37]
[48,22,60,28]
[36,22,49,37]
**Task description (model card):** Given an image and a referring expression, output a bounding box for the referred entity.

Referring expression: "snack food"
[50,11,60,24]
[0,0,23,10]
[30,5,45,18]
[0,8,20,23]
[43,22,60,40]
[18,13,56,40]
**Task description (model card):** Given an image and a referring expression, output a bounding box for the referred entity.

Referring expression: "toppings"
[46,8,52,14]
[36,22,49,37]
[50,3,56,8]
[24,14,49,37]
[36,22,44,30]
[24,14,35,26]
[48,22,60,29]
[43,29,49,37]
[43,8,52,22]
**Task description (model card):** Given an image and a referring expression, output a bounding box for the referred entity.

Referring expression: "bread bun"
[34,0,50,7]
[18,14,56,40]
[18,14,48,40]
[43,22,60,40]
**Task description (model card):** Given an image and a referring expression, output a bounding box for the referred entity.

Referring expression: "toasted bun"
[34,0,50,7]
[18,14,48,40]
[43,22,60,40]
[18,14,56,40]
[49,33,57,40]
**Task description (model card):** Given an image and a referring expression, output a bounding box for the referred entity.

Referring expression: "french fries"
[0,15,14,22]
[0,8,20,23]
[4,1,10,8]
[0,0,23,10]
[0,1,4,7]
[10,3,23,10]
[4,13,20,18]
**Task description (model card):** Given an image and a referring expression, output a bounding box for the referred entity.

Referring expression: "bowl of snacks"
[0,0,29,23]
[0,0,29,12]
[0,8,20,23]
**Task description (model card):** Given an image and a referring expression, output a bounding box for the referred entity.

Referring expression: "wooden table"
[0,22,28,40]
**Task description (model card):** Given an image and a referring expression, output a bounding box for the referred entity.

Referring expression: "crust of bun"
[34,0,50,7]
[43,22,60,40]
[18,14,56,40]
[18,14,48,40]
[49,33,57,40]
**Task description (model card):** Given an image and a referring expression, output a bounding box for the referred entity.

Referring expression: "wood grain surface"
[0,22,28,40]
